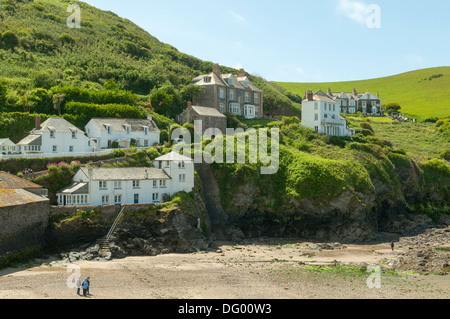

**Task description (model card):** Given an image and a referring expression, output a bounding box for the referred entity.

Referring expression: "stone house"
[192,63,263,119]
[177,102,227,137]
[0,172,49,255]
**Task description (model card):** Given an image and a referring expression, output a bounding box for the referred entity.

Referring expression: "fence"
[0,149,115,160]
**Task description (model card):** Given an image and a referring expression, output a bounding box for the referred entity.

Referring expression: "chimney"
[35,114,41,130]
[145,169,149,180]
[213,63,220,76]
[352,88,357,96]
[187,101,192,109]
[327,88,332,96]
[238,68,245,77]
[376,91,380,99]
[215,105,219,110]
[307,90,314,101]
[147,115,153,121]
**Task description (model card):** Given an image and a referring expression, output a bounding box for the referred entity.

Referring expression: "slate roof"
[79,167,170,181]
[17,134,42,146]
[190,106,227,118]
[89,118,160,133]
[0,172,43,190]
[0,188,48,208]
[58,182,89,195]
[155,151,193,162]
[35,118,84,134]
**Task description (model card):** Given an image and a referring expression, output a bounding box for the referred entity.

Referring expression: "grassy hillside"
[275,67,450,120]
[0,0,299,115]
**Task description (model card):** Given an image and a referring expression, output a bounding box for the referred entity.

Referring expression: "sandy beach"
[0,237,448,300]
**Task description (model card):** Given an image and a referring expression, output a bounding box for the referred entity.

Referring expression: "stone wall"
[0,201,49,256]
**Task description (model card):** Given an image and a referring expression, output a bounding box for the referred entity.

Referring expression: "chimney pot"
[35,114,41,130]
[213,63,220,76]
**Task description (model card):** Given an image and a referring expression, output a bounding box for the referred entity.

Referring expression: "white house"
[85,117,160,149]
[0,138,17,155]
[56,151,194,207]
[17,116,96,156]
[301,92,355,137]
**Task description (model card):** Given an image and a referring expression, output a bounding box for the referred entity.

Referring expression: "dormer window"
[72,131,76,139]
[106,125,112,135]
[50,130,55,138]
[125,125,131,134]
[228,77,234,86]
[204,76,211,83]
[144,127,149,135]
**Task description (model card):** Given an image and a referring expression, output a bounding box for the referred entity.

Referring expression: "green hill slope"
[0,0,299,114]
[275,67,450,120]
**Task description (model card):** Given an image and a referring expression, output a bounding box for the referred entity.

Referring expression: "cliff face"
[203,147,449,243]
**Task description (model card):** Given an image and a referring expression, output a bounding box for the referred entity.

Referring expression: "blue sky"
[82,0,450,83]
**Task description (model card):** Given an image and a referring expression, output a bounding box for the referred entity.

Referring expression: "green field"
[274,67,450,120]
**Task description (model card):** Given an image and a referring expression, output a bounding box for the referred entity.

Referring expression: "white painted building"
[85,117,160,149]
[17,117,96,156]
[56,151,194,207]
[0,138,17,155]
[301,92,355,137]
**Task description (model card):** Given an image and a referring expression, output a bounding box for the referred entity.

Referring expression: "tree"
[29,88,53,114]
[0,81,7,112]
[53,94,66,115]
[19,94,35,113]
[384,102,402,115]
[150,89,174,118]
[1,30,19,51]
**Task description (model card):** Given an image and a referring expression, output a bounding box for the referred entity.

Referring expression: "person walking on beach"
[390,241,395,251]
[82,277,90,297]
[76,276,81,295]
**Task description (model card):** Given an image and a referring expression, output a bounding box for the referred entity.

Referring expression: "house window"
[314,114,319,121]
[314,102,318,110]
[333,105,336,112]
[102,195,109,204]
[72,131,76,139]
[219,88,225,99]
[50,130,55,138]
[144,127,149,135]
[220,103,225,113]
[133,180,140,188]
[52,145,57,153]
[125,126,131,134]
[114,181,122,189]
[231,103,240,115]
[178,161,185,169]
[144,140,149,147]
[314,126,319,132]
[134,194,139,204]
[230,90,235,100]
[160,180,166,188]
[254,94,259,105]
[107,126,111,135]
[228,77,234,86]
[114,195,122,204]
[99,181,107,189]
[152,193,159,202]
[324,114,328,119]
[153,180,158,188]
[245,92,249,103]
[204,76,211,83]
[179,174,186,182]
[69,146,74,152]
